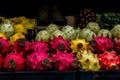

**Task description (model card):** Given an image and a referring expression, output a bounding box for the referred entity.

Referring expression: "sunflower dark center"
[72,59,78,67]
[57,43,65,51]
[17,38,25,47]
[110,64,116,71]
[42,58,50,66]
[8,59,16,69]
[77,43,83,48]
[90,40,97,46]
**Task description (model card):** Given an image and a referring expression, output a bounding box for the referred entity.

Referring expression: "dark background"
[0,0,120,18]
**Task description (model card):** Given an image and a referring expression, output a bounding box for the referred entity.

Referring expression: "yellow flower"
[14,24,28,34]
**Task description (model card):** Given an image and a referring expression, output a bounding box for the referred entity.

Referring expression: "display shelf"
[1,70,120,80]
[79,70,120,80]
[0,70,76,80]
